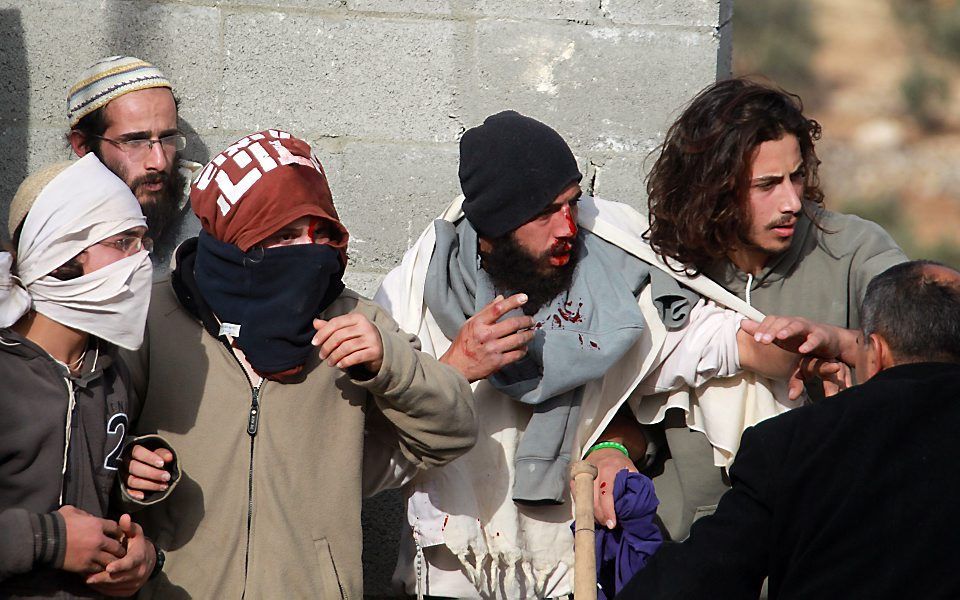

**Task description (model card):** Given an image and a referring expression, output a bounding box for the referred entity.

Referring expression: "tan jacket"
[129,278,475,599]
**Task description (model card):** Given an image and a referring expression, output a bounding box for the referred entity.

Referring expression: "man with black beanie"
[375,111,847,598]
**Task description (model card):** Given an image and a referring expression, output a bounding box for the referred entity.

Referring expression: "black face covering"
[193,230,345,375]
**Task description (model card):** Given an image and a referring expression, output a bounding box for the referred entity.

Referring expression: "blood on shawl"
[558,300,583,324]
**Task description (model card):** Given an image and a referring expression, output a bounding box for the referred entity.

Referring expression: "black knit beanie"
[459,111,582,239]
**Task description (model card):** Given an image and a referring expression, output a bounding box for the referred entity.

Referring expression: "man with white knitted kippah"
[66,56,202,271]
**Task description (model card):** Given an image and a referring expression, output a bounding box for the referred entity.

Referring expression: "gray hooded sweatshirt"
[705,203,907,328]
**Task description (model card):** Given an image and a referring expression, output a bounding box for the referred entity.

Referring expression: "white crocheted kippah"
[67,56,172,127]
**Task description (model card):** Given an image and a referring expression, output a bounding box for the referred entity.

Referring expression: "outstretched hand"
[740,315,844,358]
[440,293,535,382]
[312,313,384,374]
[787,356,854,399]
[743,316,859,400]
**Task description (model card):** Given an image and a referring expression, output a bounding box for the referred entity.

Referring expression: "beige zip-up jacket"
[128,276,475,599]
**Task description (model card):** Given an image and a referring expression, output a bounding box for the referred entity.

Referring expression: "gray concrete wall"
[0,0,731,596]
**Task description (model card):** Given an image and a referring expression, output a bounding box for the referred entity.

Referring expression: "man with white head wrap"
[0,154,178,599]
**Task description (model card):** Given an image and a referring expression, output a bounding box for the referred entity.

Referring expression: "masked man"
[0,155,174,598]
[122,130,477,598]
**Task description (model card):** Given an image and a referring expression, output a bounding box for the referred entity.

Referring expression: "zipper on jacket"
[216,335,265,599]
[241,381,261,600]
[247,384,261,436]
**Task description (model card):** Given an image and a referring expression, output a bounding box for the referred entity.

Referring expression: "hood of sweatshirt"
[704,202,823,305]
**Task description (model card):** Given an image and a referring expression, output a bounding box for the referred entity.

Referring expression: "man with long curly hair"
[638,78,908,549]
[645,77,906,329]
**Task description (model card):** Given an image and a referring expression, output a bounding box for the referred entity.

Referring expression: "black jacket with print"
[0,327,136,598]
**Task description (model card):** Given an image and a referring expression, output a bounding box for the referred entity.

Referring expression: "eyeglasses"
[97,236,154,255]
[93,134,187,159]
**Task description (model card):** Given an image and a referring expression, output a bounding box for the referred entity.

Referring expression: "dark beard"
[98,151,186,240]
[480,234,580,314]
[133,166,185,240]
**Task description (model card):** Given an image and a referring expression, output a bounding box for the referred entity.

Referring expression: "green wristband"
[586,441,630,460]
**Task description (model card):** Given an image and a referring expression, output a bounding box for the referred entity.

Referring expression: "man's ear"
[68,130,90,158]
[862,332,896,381]
[873,333,898,371]
[478,236,493,254]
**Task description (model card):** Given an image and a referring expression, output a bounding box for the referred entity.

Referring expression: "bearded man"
[67,56,201,269]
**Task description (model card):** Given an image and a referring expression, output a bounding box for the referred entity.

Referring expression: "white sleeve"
[648,298,745,392]
[361,409,421,497]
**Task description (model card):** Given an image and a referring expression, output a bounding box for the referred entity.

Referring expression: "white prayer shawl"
[0,154,152,350]
[375,196,801,598]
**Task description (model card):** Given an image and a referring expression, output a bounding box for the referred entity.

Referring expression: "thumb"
[118,514,135,537]
[155,447,174,463]
[313,318,327,330]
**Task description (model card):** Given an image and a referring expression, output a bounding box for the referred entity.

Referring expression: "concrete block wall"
[0,0,731,595]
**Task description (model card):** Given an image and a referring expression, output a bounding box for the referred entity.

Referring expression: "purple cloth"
[595,470,663,599]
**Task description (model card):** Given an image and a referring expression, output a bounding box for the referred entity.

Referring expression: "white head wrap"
[0,154,152,350]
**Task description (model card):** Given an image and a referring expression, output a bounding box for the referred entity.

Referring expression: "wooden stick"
[571,460,599,600]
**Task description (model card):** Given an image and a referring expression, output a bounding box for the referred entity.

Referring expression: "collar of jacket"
[705,201,823,297]
[0,327,112,387]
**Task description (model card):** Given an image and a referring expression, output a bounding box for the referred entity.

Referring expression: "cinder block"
[222,12,465,143]
[0,125,75,231]
[343,269,386,298]
[217,0,343,8]
[0,0,221,131]
[469,20,718,153]
[589,152,656,214]
[347,0,452,16]
[602,0,722,27]
[469,0,597,21]
[331,141,461,271]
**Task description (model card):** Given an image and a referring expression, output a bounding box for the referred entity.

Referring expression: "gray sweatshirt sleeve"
[0,509,65,581]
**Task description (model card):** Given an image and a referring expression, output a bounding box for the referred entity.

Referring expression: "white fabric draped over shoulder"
[374,195,801,598]
[376,195,799,468]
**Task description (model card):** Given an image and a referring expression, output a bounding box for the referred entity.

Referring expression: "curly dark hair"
[645,77,824,274]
